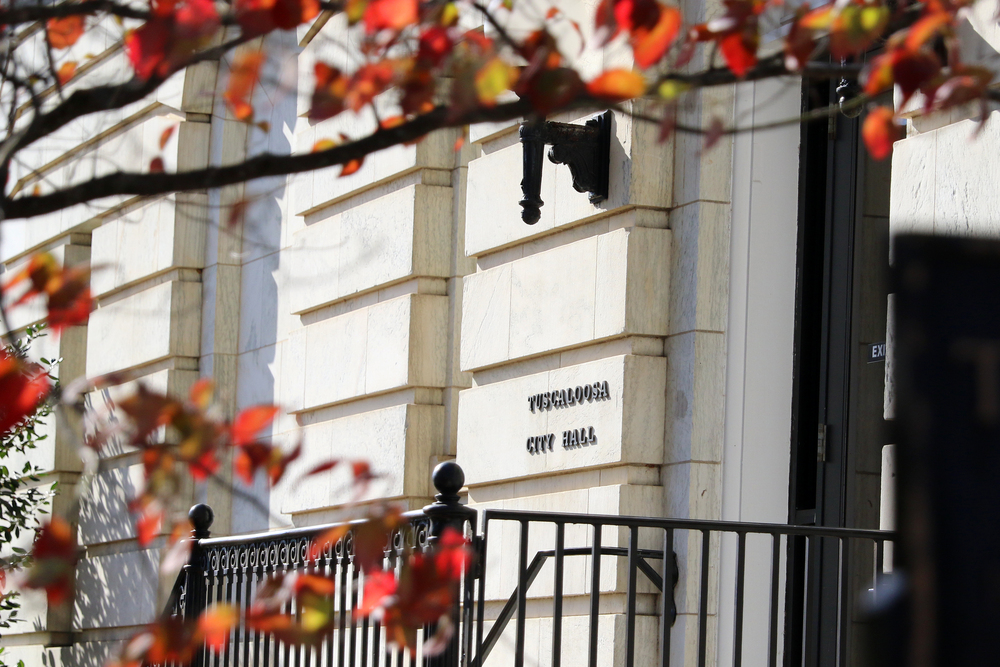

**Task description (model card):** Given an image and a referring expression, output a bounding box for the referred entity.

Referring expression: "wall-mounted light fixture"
[518,111,612,225]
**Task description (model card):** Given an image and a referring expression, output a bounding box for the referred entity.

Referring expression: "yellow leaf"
[587,69,646,101]
[474,57,516,106]
[657,79,690,100]
[312,138,337,152]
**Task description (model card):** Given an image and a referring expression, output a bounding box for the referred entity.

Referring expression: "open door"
[786,78,892,667]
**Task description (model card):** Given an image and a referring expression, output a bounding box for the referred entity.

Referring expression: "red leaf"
[227,199,248,227]
[304,460,342,476]
[24,518,76,605]
[47,16,85,49]
[225,51,265,121]
[418,26,453,66]
[57,61,77,85]
[135,504,163,546]
[174,0,220,38]
[231,405,279,446]
[357,571,397,615]
[631,5,682,69]
[587,69,646,101]
[345,60,406,112]
[363,0,418,34]
[861,106,899,161]
[125,18,172,80]
[0,354,51,437]
[235,0,317,36]
[149,157,165,172]
[718,30,758,77]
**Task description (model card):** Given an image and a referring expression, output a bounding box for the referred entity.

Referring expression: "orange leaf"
[312,138,337,152]
[199,605,238,651]
[309,524,349,559]
[57,61,77,85]
[363,0,418,34]
[159,125,176,150]
[905,11,950,52]
[225,51,265,121]
[829,4,889,59]
[587,69,645,101]
[231,405,279,446]
[149,157,165,172]
[340,157,363,177]
[861,106,899,161]
[189,378,214,409]
[47,16,85,49]
[309,63,350,121]
[632,5,682,69]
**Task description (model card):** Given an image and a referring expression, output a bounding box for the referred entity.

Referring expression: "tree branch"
[0,0,345,26]
[3,98,537,219]
[0,0,151,24]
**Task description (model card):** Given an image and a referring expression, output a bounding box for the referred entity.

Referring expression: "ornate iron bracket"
[518,111,612,225]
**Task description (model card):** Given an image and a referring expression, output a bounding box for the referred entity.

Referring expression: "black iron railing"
[475,510,896,667]
[166,463,895,667]
[166,462,477,667]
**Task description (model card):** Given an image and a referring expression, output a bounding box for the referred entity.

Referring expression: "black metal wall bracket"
[518,111,612,225]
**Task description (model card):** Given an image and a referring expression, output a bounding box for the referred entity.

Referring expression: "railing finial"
[189,503,214,539]
[432,460,465,503]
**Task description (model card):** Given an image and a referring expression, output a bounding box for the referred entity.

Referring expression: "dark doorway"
[785,78,892,666]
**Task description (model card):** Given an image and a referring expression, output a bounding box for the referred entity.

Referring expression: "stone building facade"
[2,3,1000,666]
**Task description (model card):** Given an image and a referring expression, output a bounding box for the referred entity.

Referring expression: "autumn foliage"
[1,0,997,663]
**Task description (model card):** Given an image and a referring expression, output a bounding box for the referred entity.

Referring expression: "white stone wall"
[0,10,830,667]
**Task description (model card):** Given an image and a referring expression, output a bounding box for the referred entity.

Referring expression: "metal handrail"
[477,508,896,667]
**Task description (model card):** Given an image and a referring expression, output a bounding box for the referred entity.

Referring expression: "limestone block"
[289,185,452,313]
[280,403,441,513]
[457,355,665,485]
[664,331,726,464]
[78,462,145,545]
[668,201,730,335]
[461,228,671,370]
[73,548,159,630]
[931,114,1000,235]
[86,279,202,376]
[287,294,448,412]
[465,108,672,256]
[482,614,659,667]
[890,131,936,239]
[91,194,207,296]
[295,104,457,214]
[470,482,663,604]
[84,368,200,458]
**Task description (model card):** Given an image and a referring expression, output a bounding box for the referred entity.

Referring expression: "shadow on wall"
[229,28,299,535]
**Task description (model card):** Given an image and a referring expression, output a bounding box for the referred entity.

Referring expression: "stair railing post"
[186,503,213,667]
[423,462,477,667]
